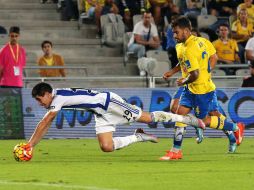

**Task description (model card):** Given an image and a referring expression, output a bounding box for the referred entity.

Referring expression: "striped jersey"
[48,88,110,114]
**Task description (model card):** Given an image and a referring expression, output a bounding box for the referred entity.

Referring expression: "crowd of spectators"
[73,1,254,59]
[1,0,252,88]
[35,0,254,85]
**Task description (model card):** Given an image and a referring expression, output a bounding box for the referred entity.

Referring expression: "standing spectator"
[117,0,147,31]
[237,0,254,24]
[212,23,240,74]
[101,0,119,15]
[97,0,119,36]
[241,61,254,87]
[128,11,161,58]
[231,8,253,63]
[245,36,254,64]
[61,0,79,21]
[38,40,66,77]
[231,8,253,46]
[0,26,26,88]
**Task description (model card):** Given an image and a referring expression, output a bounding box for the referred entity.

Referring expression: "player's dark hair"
[41,40,53,49]
[172,16,192,30]
[32,82,53,98]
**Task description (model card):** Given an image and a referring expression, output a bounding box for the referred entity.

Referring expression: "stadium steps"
[0,3,56,10]
[0,0,142,87]
[0,20,78,30]
[24,78,148,88]
[0,12,61,20]
[0,0,39,3]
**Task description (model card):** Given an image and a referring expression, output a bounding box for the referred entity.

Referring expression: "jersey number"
[123,110,133,122]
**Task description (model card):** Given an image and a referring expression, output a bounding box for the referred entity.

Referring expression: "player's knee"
[100,143,114,152]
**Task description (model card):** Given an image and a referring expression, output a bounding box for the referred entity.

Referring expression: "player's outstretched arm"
[28,111,58,147]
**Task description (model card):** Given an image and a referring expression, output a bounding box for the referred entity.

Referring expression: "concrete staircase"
[0,0,140,88]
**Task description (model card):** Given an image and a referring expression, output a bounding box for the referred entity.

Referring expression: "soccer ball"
[13,143,33,162]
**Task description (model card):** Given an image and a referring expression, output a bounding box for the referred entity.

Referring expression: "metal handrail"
[23,65,89,77]
[214,64,248,68]
[24,66,88,69]
[23,75,246,88]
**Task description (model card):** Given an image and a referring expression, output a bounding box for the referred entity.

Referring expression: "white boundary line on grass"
[0,180,119,190]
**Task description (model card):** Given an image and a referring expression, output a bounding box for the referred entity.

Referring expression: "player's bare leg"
[97,130,158,152]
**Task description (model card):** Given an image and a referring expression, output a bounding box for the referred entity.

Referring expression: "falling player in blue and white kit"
[26,82,205,155]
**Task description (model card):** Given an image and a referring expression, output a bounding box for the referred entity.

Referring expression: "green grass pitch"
[0,138,253,190]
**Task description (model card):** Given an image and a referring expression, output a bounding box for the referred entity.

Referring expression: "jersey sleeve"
[133,22,142,35]
[206,39,216,56]
[48,96,66,112]
[151,24,158,37]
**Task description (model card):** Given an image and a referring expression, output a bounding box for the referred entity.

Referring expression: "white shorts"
[95,93,142,134]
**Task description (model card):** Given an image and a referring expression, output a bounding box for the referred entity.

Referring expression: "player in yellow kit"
[160,16,245,160]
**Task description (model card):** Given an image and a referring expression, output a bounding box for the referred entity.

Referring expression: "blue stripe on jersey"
[62,103,106,110]
[104,92,110,110]
[111,98,139,114]
[56,89,97,96]
[57,89,110,111]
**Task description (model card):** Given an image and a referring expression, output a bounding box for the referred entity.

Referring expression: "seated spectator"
[231,8,253,46]
[77,0,105,35]
[206,0,237,36]
[101,0,119,15]
[117,0,148,31]
[241,60,254,87]
[128,11,161,59]
[85,0,104,18]
[231,8,253,63]
[237,0,254,24]
[96,0,119,36]
[245,36,254,64]
[38,40,66,77]
[148,0,179,27]
[184,0,204,27]
[208,0,237,17]
[212,23,240,74]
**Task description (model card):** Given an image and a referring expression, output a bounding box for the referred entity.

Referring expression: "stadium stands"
[0,0,251,88]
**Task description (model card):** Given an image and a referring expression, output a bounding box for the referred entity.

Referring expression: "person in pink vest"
[0,26,26,88]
